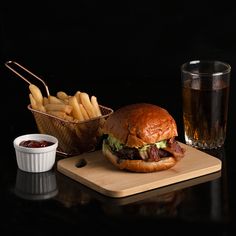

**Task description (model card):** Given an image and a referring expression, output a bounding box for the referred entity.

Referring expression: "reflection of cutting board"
[57,143,221,198]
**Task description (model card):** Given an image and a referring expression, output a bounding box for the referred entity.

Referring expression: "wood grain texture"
[57,143,221,198]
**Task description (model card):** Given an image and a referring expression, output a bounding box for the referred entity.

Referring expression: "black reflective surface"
[1,2,236,235]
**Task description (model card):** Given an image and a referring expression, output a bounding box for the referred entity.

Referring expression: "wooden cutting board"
[57,143,221,198]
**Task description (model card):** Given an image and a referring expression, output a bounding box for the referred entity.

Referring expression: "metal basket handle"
[5,60,50,97]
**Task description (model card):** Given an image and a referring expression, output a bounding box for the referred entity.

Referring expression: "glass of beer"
[181,60,231,149]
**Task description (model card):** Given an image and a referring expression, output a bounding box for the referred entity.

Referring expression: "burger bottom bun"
[102,143,177,173]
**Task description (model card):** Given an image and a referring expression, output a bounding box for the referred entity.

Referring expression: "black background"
[2,1,236,138]
[1,1,236,234]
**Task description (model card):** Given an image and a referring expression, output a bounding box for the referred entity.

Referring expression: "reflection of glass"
[200,148,229,221]
[175,147,229,222]
[14,168,58,200]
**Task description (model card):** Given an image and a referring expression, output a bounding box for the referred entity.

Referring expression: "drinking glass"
[181,60,231,149]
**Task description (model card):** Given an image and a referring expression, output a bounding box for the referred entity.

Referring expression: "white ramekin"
[13,134,58,173]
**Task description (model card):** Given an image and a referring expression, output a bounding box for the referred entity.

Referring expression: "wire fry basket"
[6,61,113,156]
[28,104,113,156]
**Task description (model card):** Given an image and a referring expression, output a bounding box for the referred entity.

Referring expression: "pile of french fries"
[28,84,102,122]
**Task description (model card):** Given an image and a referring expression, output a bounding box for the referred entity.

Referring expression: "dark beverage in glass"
[181,60,230,149]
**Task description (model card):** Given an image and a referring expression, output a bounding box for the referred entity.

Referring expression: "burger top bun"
[102,103,178,148]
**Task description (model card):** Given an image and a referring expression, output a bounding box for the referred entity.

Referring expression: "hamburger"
[102,103,185,172]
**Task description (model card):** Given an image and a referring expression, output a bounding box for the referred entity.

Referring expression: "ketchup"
[19,140,54,148]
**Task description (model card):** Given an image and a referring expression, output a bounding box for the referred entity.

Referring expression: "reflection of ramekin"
[13,134,58,173]
[14,168,58,200]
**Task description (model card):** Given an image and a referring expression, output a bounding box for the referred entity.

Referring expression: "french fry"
[57,91,69,100]
[79,104,90,120]
[43,97,49,105]
[47,111,74,121]
[48,95,64,104]
[68,96,84,121]
[45,103,73,114]
[38,104,46,112]
[29,93,37,110]
[29,93,46,112]
[74,91,81,104]
[28,83,103,123]
[91,96,102,116]
[29,84,43,105]
[79,92,96,118]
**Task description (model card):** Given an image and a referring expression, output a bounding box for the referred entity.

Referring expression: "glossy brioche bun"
[102,142,177,173]
[102,103,178,148]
